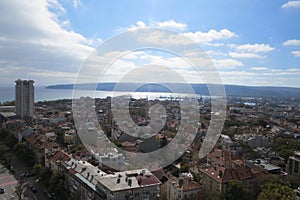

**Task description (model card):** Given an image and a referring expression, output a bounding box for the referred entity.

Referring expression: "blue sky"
[0,0,299,87]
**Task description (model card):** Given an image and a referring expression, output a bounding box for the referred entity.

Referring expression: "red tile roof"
[25,132,58,149]
[50,150,72,163]
[136,174,161,186]
[201,165,253,183]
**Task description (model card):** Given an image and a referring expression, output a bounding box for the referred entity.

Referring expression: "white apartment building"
[15,79,34,118]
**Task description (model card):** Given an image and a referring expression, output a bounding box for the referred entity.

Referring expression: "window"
[294,161,299,174]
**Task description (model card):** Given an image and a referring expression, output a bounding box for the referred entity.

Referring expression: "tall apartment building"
[287,151,300,178]
[15,79,35,118]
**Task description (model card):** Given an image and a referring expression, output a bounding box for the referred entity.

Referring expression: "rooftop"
[169,175,201,192]
[98,169,161,192]
[201,165,253,183]
[63,159,161,193]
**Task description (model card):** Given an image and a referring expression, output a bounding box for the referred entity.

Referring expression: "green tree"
[224,180,249,200]
[14,182,26,200]
[4,133,18,149]
[0,127,10,141]
[258,174,285,186]
[180,163,189,173]
[13,142,35,164]
[2,100,15,106]
[40,168,52,185]
[287,175,300,189]
[0,143,9,159]
[240,142,261,159]
[48,171,68,199]
[258,182,296,200]
[33,164,43,177]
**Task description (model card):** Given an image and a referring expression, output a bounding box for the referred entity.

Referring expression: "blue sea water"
[0,86,76,103]
[0,86,194,103]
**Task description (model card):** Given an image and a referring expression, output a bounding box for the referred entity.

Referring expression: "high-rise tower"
[15,79,34,118]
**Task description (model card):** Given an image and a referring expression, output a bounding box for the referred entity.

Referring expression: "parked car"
[0,188,5,194]
[30,186,37,193]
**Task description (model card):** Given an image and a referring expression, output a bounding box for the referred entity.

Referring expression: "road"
[1,154,59,200]
[0,163,18,200]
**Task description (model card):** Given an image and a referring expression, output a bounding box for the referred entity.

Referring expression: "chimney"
[81,167,86,173]
[218,170,223,178]
[178,178,184,188]
[137,177,141,185]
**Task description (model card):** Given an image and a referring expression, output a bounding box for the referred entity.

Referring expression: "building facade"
[62,159,161,200]
[200,149,256,198]
[167,175,202,200]
[287,151,300,178]
[15,79,35,118]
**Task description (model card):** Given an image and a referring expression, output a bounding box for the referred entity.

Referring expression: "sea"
[0,86,202,103]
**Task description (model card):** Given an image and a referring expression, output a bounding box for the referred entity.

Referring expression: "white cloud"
[128,20,187,31]
[249,67,300,74]
[283,39,300,46]
[291,51,300,57]
[124,21,236,47]
[281,1,300,8]
[205,50,227,57]
[0,0,101,85]
[47,0,66,13]
[250,67,269,71]
[60,20,72,30]
[234,43,275,53]
[213,59,243,69]
[128,21,147,31]
[219,68,300,87]
[183,29,236,44]
[205,42,224,47]
[286,68,300,72]
[155,20,187,31]
[229,52,265,59]
[73,0,82,8]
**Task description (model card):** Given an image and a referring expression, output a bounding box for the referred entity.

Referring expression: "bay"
[0,86,198,103]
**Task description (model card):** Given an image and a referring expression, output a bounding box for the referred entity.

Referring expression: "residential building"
[62,158,107,200]
[25,132,58,163]
[245,159,281,174]
[45,150,72,171]
[200,149,256,198]
[287,151,300,178]
[15,79,35,118]
[167,174,201,200]
[62,159,161,200]
[96,169,161,200]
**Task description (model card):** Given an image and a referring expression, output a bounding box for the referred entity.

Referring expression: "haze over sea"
[0,87,188,104]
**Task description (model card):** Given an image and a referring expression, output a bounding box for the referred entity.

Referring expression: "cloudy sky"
[0,0,300,87]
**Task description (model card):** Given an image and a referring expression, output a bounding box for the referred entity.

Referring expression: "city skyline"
[0,0,299,88]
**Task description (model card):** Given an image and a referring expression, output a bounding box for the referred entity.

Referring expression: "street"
[0,154,59,200]
[0,163,18,199]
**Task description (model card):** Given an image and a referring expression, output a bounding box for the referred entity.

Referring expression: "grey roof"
[98,169,160,192]
[65,158,107,187]
[63,159,161,193]
[0,112,16,118]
